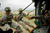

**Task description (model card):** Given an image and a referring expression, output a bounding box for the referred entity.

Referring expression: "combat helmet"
[18,8,23,12]
[4,7,11,12]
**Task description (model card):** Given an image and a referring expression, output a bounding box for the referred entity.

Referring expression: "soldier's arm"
[13,15,19,21]
[23,13,27,17]
[0,15,6,25]
[1,15,6,21]
[23,12,31,16]
[13,16,16,21]
[23,12,34,19]
[12,13,16,20]
[26,16,35,19]
[26,15,44,20]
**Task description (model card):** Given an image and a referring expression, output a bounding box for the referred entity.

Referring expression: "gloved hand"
[0,19,3,21]
[0,19,4,26]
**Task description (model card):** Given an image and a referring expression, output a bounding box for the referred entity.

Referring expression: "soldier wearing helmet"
[0,7,23,33]
[15,8,36,32]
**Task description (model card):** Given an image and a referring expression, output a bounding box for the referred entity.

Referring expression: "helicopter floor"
[33,26,48,33]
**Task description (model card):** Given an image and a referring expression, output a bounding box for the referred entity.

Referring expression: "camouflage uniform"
[15,8,34,31]
[1,7,23,33]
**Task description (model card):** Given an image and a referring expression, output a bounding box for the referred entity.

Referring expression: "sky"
[0,0,35,10]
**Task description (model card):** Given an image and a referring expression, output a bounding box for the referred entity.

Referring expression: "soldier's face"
[6,11,11,15]
[19,11,22,14]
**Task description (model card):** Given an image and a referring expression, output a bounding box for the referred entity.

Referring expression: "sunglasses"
[5,10,11,12]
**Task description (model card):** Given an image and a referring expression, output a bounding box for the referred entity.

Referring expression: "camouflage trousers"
[3,22,23,33]
[17,20,34,30]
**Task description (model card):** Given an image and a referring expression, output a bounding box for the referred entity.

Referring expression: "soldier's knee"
[3,24,11,31]
[11,22,19,29]
[11,22,23,33]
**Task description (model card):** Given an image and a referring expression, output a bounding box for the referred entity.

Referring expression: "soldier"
[15,8,37,33]
[0,7,23,33]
